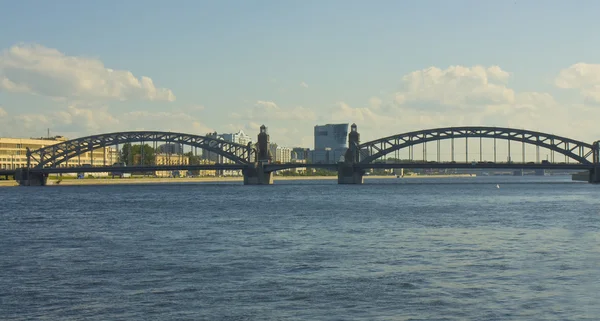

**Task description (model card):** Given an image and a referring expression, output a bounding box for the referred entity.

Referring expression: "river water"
[1,176,600,320]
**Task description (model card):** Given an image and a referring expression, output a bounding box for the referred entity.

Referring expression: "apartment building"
[0,136,117,170]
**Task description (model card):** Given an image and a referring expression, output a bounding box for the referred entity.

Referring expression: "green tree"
[309,168,337,176]
[119,143,133,165]
[131,144,155,165]
[119,143,155,165]
[185,151,202,165]
[185,151,202,175]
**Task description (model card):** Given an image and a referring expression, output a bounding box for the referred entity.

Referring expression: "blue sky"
[1,0,600,149]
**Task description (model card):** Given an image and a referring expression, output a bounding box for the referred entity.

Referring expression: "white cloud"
[513,92,555,110]
[300,81,308,88]
[555,63,600,104]
[486,65,511,83]
[4,56,600,149]
[120,110,213,133]
[555,63,600,89]
[394,65,515,109]
[3,113,52,137]
[255,100,278,110]
[0,102,214,139]
[329,101,378,123]
[0,102,120,136]
[1,77,31,93]
[234,100,317,121]
[368,96,382,110]
[317,82,573,143]
[0,43,176,102]
[54,104,120,133]
[319,66,523,141]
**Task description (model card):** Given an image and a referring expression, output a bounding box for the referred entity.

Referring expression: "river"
[1,176,599,320]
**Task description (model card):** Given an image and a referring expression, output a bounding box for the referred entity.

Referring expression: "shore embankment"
[0,174,476,187]
[0,181,18,187]
[46,175,379,185]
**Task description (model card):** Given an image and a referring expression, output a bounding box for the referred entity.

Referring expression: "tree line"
[118,143,203,166]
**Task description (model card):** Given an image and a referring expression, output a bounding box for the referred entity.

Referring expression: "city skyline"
[2,1,600,147]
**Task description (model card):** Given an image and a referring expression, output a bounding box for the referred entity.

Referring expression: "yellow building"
[0,136,117,170]
[0,136,223,178]
[154,153,189,166]
[151,153,188,177]
[152,154,217,177]
[196,159,217,177]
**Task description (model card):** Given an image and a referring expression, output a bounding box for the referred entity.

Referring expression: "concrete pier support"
[592,141,600,183]
[243,164,273,185]
[337,165,364,184]
[589,166,600,184]
[15,168,48,186]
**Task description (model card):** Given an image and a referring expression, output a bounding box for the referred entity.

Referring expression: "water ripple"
[1,177,600,320]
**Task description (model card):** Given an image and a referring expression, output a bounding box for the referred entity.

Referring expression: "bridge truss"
[27,131,254,168]
[358,127,596,165]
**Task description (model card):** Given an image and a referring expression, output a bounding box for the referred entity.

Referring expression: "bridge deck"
[361,163,592,170]
[0,170,14,176]
[5,162,593,175]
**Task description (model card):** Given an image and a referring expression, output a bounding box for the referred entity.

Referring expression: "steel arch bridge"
[358,126,596,165]
[26,131,254,168]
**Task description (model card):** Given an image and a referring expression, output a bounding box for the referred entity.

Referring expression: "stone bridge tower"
[243,125,274,185]
[338,123,364,184]
[256,125,272,162]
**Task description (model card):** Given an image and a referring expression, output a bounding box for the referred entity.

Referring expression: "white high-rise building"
[276,146,292,163]
[218,130,254,176]
[268,143,292,163]
[221,130,253,147]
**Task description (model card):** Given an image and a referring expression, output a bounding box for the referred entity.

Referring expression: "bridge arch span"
[358,126,594,164]
[27,131,254,168]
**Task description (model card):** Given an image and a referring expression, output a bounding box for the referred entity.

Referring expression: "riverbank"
[46,175,389,186]
[0,174,476,187]
[0,180,17,187]
[398,174,475,179]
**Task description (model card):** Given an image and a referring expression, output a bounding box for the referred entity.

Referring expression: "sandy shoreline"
[0,174,476,187]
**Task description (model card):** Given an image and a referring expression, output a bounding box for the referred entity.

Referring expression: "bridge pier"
[589,166,600,184]
[15,168,48,186]
[591,141,600,184]
[243,163,273,185]
[337,165,364,184]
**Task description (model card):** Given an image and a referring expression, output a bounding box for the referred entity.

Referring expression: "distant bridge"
[6,124,600,185]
